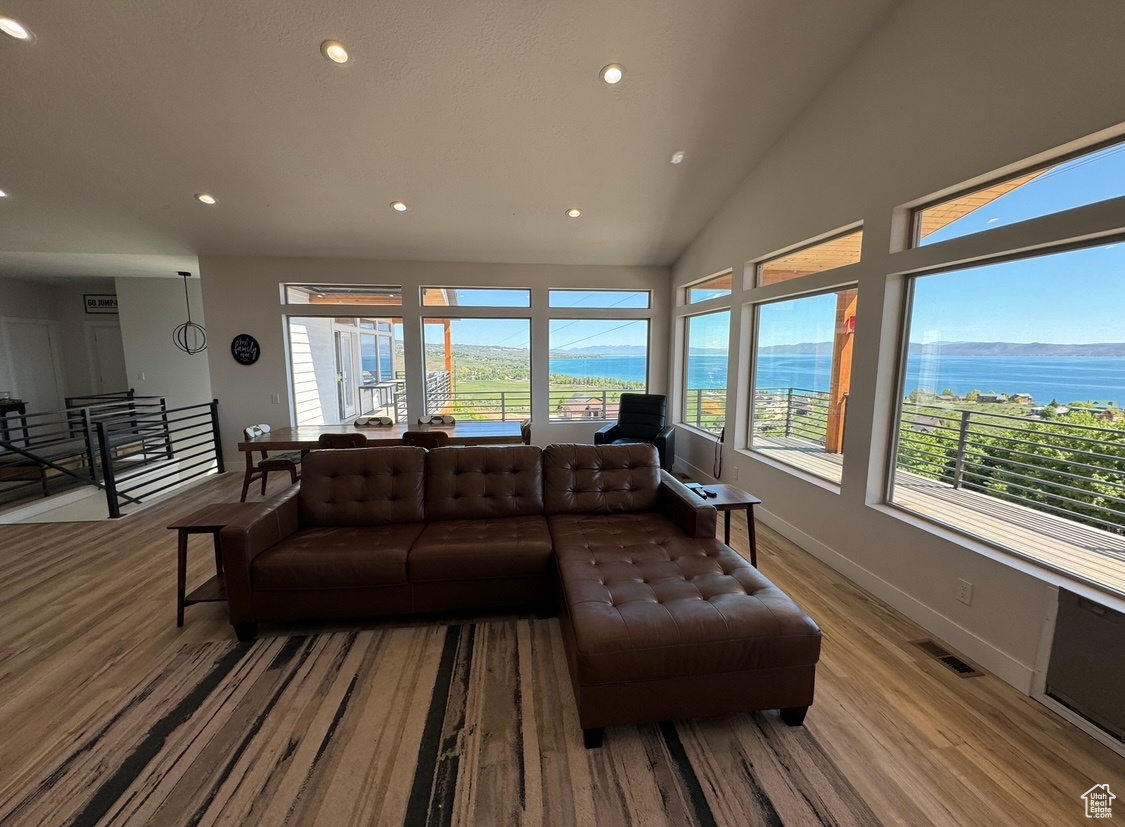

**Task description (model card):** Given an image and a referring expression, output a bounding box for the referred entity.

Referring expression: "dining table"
[237,420,525,453]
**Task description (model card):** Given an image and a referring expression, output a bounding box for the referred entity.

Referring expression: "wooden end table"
[701,484,763,567]
[167,502,254,626]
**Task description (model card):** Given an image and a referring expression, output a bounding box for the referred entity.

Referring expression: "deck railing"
[752,387,833,444]
[896,402,1125,535]
[683,387,726,434]
[426,388,532,421]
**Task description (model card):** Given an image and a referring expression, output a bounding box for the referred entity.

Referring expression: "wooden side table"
[168,502,255,626]
[700,484,763,567]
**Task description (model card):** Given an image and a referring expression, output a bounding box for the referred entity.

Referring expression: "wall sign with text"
[84,294,119,314]
[230,334,261,366]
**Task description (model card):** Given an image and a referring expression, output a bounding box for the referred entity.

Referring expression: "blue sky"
[422,316,650,351]
[912,142,1125,344]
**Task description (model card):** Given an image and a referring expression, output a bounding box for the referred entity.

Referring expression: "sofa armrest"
[659,470,716,538]
[220,488,300,622]
[593,423,619,444]
[653,425,676,471]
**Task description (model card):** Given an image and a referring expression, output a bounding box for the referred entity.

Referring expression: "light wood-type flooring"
[1,471,1123,825]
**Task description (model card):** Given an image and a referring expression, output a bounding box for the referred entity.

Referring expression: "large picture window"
[549,319,649,420]
[422,318,530,421]
[750,288,857,484]
[683,311,729,434]
[288,316,404,426]
[890,241,1125,565]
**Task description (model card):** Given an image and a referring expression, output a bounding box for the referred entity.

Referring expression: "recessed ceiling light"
[600,63,624,85]
[391,200,409,212]
[321,40,349,64]
[194,193,217,205]
[0,190,7,198]
[566,207,582,219]
[0,16,31,40]
[670,151,685,165]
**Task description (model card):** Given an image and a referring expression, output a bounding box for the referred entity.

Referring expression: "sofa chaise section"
[543,443,822,748]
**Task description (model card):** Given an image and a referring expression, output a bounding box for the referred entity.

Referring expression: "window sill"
[738,447,842,495]
[870,499,1125,613]
[676,422,723,441]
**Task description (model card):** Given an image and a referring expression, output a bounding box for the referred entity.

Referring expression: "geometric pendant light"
[172,271,207,354]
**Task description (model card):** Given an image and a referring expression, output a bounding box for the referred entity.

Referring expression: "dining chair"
[317,433,368,449]
[520,418,532,445]
[401,430,450,450]
[241,424,300,502]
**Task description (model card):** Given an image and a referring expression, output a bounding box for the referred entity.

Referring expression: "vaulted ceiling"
[0,0,898,278]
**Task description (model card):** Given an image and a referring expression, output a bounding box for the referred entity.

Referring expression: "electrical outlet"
[270,393,281,404]
[956,579,973,605]
[731,466,739,480]
[137,372,145,381]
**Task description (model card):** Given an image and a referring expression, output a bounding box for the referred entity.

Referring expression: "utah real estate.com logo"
[1082,784,1115,819]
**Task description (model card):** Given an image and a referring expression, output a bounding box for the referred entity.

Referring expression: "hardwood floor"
[0,471,1122,825]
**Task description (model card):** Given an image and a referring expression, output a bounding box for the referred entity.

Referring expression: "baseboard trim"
[1034,693,1125,759]
[675,457,1035,694]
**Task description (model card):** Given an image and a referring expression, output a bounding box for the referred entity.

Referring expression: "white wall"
[0,276,120,401]
[198,257,670,460]
[670,0,1125,693]
[114,277,213,411]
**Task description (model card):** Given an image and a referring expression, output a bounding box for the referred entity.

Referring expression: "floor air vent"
[912,639,984,678]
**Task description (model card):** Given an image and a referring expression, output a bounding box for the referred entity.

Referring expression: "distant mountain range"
[735,341,1125,358]
[551,345,648,357]
[446,341,1125,358]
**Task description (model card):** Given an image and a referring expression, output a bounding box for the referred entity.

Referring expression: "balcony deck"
[751,435,1125,596]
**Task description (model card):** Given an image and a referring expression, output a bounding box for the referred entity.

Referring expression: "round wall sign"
[231,334,260,366]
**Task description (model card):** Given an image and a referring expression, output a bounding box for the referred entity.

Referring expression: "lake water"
[549,354,1125,406]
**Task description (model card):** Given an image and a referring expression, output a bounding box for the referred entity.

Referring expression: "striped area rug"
[0,620,880,826]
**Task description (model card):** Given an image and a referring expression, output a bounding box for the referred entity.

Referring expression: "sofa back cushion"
[299,447,426,527]
[425,445,543,521]
[543,443,661,515]
[613,393,668,440]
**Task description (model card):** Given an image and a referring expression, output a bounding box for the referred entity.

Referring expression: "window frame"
[684,270,734,305]
[680,309,731,436]
[420,286,532,308]
[745,283,859,488]
[282,283,404,306]
[547,317,651,422]
[754,225,864,288]
[547,288,652,309]
[909,134,1125,249]
[419,315,533,419]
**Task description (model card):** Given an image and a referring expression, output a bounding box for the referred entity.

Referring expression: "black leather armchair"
[594,393,676,471]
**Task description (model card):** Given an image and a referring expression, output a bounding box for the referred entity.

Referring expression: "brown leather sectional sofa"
[220,442,822,747]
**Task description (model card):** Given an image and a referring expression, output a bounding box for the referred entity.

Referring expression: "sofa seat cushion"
[555,534,821,686]
[252,524,424,590]
[409,516,553,582]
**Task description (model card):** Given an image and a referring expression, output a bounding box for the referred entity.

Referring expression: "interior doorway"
[85,322,128,394]
[0,318,65,412]
[335,330,357,421]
